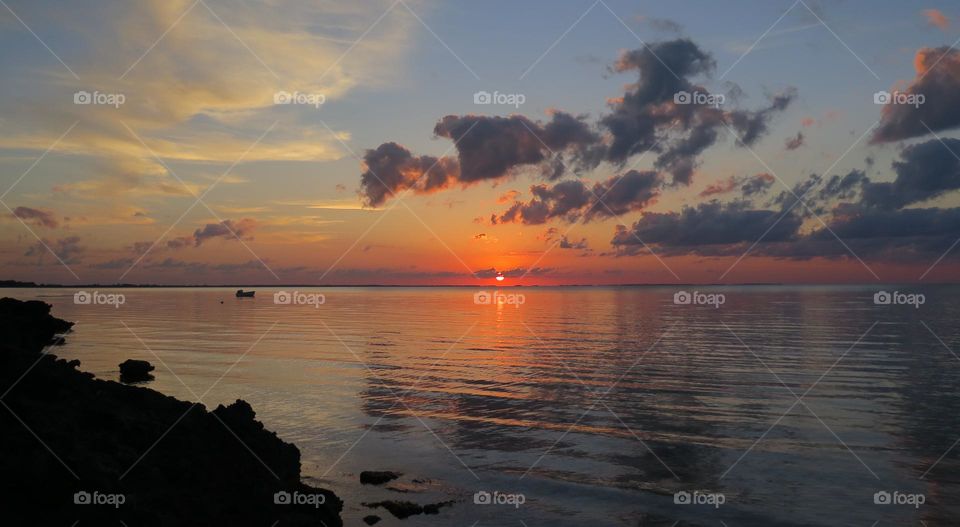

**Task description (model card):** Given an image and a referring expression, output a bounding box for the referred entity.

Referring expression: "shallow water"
[9,285,960,526]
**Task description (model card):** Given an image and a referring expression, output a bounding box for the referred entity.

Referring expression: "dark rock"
[119,359,155,383]
[360,470,401,485]
[0,297,342,526]
[362,515,381,525]
[363,500,454,519]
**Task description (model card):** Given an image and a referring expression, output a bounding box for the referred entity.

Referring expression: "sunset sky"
[2,0,960,285]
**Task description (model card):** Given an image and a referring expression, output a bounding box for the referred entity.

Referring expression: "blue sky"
[1,0,959,285]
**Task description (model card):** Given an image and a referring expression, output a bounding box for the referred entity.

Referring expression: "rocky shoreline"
[0,297,342,526]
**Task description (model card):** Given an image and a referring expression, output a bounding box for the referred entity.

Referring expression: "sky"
[1,0,960,285]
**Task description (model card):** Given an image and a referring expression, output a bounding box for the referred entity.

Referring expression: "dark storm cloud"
[492,170,663,225]
[24,236,85,264]
[433,112,597,183]
[11,206,58,228]
[861,138,960,209]
[599,39,795,184]
[610,200,802,256]
[358,142,459,207]
[873,47,960,143]
[610,137,960,262]
[785,131,805,150]
[192,218,257,246]
[359,38,793,204]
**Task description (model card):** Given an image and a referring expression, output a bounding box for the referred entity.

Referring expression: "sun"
[495,272,505,282]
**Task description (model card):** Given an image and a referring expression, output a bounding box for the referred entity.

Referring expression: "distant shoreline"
[2,280,955,288]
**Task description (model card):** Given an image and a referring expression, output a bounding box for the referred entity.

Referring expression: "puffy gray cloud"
[861,138,960,209]
[11,206,58,228]
[433,112,597,183]
[611,200,802,256]
[492,170,663,225]
[360,38,793,204]
[359,142,459,207]
[599,39,795,184]
[192,218,257,246]
[873,47,960,143]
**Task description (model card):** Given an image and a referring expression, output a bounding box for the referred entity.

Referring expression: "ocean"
[9,285,960,526]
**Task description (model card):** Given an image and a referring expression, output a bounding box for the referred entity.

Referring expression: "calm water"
[9,286,960,526]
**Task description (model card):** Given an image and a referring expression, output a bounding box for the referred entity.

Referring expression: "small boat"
[235,289,255,298]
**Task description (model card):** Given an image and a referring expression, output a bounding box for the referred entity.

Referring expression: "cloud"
[611,200,802,256]
[492,170,663,225]
[599,39,795,184]
[785,131,805,150]
[358,142,459,207]
[861,138,960,209]
[11,206,59,228]
[24,236,85,264]
[873,47,960,142]
[432,112,597,183]
[559,236,589,250]
[923,9,950,30]
[361,38,793,204]
[0,0,417,203]
[192,218,257,247]
[635,16,683,34]
[612,138,960,262]
[700,173,774,199]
